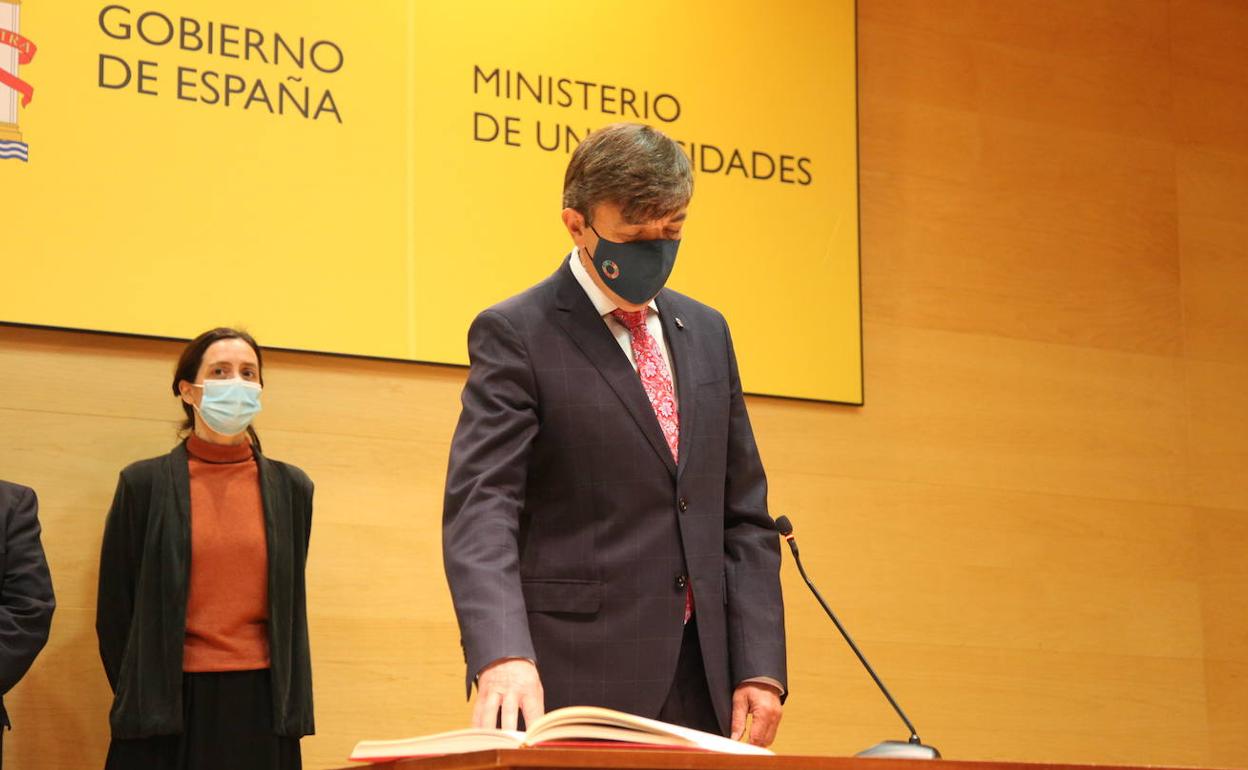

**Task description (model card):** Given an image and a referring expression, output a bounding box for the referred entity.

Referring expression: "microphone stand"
[779,518,940,759]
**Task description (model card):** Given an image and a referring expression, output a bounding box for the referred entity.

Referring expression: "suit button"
[678,498,689,512]
[675,575,687,590]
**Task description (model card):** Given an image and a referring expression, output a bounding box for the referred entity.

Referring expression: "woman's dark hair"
[172,327,265,452]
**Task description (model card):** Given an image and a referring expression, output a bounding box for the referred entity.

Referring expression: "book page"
[526,706,772,756]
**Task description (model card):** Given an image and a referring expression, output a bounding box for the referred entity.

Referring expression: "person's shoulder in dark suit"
[0,480,56,730]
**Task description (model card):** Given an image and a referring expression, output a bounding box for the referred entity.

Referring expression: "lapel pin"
[675,317,685,329]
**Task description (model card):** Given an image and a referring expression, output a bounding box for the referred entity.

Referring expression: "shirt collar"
[569,247,660,318]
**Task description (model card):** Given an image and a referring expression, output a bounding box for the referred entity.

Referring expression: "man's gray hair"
[562,123,693,225]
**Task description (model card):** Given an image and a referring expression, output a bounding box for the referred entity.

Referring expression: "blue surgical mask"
[587,225,680,305]
[193,378,262,436]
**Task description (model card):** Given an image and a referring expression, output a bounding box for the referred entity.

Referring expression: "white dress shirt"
[569,247,679,408]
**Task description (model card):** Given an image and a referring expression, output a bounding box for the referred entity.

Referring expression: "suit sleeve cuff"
[738,676,785,696]
[475,656,537,684]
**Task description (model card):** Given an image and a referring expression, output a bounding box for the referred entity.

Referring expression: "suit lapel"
[656,291,697,480]
[554,261,678,477]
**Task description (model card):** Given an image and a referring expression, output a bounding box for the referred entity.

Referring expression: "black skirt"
[105,669,301,770]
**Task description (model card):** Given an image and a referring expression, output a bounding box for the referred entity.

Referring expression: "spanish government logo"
[1,0,35,162]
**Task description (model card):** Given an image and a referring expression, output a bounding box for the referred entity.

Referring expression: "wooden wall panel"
[857,0,1173,64]
[1171,5,1248,759]
[783,641,1209,766]
[1178,214,1248,365]
[858,0,1182,357]
[856,1,1174,142]
[765,474,1198,580]
[1183,360,1248,512]
[1205,659,1248,767]
[1171,0,1248,89]
[1175,75,1248,152]
[858,6,1182,356]
[1175,146,1248,375]
[1171,4,1248,758]
[1196,506,1248,767]
[753,323,1190,505]
[3,2,1248,768]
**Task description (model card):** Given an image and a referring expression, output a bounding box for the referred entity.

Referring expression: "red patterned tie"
[611,308,693,623]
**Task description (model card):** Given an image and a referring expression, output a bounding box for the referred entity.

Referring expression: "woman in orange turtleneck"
[97,328,314,770]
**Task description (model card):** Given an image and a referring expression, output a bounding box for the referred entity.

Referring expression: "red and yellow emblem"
[1,0,34,161]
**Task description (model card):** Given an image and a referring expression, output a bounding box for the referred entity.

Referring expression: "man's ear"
[561,207,586,239]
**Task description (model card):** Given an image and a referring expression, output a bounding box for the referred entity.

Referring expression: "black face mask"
[587,225,680,305]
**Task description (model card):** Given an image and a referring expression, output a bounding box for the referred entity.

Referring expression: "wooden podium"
[330,749,1185,770]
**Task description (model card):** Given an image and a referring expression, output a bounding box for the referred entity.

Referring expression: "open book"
[349,705,773,762]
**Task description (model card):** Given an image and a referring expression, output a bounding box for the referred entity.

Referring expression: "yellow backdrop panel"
[1,0,861,403]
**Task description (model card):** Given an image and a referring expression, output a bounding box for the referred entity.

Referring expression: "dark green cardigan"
[96,441,314,739]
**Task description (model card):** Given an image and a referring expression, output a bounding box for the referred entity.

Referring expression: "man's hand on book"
[474,657,545,731]
[730,682,783,747]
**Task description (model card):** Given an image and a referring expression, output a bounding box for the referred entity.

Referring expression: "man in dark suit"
[443,123,786,746]
[0,481,56,768]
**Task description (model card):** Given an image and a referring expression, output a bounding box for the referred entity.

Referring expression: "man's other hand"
[730,681,783,746]
[473,657,545,731]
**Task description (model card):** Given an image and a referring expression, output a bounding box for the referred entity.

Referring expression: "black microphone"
[775,515,940,759]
